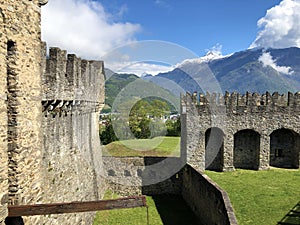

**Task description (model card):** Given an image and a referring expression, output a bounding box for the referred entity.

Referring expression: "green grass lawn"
[93,191,201,225]
[205,168,300,225]
[102,136,180,157]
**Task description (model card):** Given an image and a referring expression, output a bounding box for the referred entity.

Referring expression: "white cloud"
[117,4,129,18]
[41,0,141,60]
[250,0,300,49]
[259,52,294,74]
[154,0,172,10]
[112,62,174,76]
[101,40,198,76]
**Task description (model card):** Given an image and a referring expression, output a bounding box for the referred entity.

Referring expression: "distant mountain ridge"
[103,72,179,113]
[143,47,300,95]
[104,47,300,113]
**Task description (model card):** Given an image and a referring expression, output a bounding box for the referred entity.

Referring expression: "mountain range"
[103,47,300,112]
[142,47,300,95]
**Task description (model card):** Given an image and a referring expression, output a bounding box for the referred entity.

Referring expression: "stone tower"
[0,0,48,223]
[1,1,106,224]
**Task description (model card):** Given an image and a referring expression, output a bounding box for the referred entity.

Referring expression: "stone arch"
[205,127,224,171]
[234,129,260,169]
[270,128,300,168]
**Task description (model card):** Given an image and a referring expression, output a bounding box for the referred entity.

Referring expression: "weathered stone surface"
[181,165,238,225]
[0,1,45,224]
[0,5,8,224]
[181,92,300,172]
[40,46,106,224]
[0,1,106,224]
[103,157,183,196]
[104,157,238,225]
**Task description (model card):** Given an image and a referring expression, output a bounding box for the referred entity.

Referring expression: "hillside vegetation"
[103,73,179,113]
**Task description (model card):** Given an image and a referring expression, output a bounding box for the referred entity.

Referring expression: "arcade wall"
[181,92,300,171]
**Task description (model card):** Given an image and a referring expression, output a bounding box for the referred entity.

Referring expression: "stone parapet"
[40,46,106,224]
[103,157,183,196]
[181,92,300,172]
[187,91,300,113]
[181,165,238,225]
[42,44,105,103]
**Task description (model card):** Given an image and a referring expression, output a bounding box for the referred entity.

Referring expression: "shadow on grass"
[151,195,203,225]
[278,201,300,225]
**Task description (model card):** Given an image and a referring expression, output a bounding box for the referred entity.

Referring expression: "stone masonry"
[103,157,183,196]
[181,92,300,172]
[0,1,297,225]
[0,1,105,224]
[39,44,105,225]
[0,1,47,223]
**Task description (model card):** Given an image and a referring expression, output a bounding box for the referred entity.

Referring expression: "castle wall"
[0,6,8,224]
[104,157,238,224]
[40,45,105,225]
[0,1,106,223]
[181,165,238,225]
[181,92,300,171]
[0,1,47,224]
[234,129,260,169]
[103,157,183,196]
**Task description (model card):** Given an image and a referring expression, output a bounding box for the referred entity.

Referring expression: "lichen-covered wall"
[181,92,300,172]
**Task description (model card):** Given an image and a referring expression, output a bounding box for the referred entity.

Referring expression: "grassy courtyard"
[100,138,299,224]
[93,169,299,225]
[102,136,180,157]
[206,168,300,225]
[93,191,201,225]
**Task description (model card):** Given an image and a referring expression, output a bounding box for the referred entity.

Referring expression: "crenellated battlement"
[181,90,300,173]
[41,43,105,114]
[40,43,106,224]
[183,91,300,113]
[41,43,105,102]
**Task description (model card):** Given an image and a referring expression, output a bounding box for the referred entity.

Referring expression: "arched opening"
[205,127,224,171]
[270,129,300,168]
[234,129,260,170]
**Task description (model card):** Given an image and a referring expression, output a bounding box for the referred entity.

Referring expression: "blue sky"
[98,0,281,56]
[42,0,300,75]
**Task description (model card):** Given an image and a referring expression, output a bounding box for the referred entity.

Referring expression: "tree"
[150,99,168,118]
[129,99,170,139]
[99,118,118,145]
[100,98,174,144]
[129,100,151,139]
[166,117,181,136]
